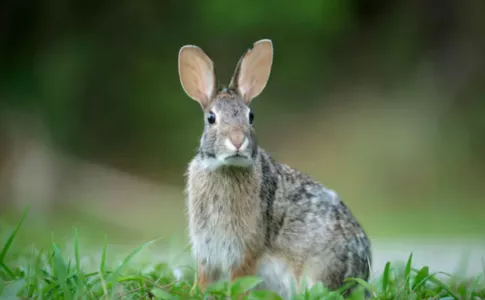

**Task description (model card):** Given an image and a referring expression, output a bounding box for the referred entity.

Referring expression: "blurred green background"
[1,0,485,250]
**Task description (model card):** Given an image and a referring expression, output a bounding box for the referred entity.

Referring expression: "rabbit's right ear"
[229,39,273,104]
[178,45,216,109]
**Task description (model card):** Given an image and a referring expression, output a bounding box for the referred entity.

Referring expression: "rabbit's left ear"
[229,39,273,104]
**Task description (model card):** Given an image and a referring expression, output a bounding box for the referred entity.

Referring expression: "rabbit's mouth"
[222,154,253,168]
[224,154,251,162]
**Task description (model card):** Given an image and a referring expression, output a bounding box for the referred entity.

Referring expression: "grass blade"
[335,280,357,295]
[52,235,73,300]
[108,238,160,299]
[100,235,108,274]
[150,288,173,299]
[345,277,375,297]
[0,206,29,279]
[229,276,264,296]
[427,274,460,299]
[404,253,413,290]
[412,266,429,290]
[0,262,14,278]
[382,261,391,292]
[99,234,109,298]
[73,228,85,299]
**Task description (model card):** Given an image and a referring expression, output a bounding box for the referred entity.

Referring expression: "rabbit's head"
[178,39,273,170]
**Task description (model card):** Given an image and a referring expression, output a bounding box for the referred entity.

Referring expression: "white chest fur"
[186,162,264,271]
[189,215,247,271]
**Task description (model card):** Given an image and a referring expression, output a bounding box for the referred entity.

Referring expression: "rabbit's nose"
[229,131,245,150]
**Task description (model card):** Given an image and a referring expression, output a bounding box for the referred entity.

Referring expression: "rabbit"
[178,39,372,299]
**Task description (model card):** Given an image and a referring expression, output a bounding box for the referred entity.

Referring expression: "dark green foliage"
[2,0,484,184]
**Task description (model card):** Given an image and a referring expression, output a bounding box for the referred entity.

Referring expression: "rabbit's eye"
[207,111,216,124]
[249,111,254,124]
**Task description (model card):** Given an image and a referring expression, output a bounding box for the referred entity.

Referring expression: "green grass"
[1,207,484,299]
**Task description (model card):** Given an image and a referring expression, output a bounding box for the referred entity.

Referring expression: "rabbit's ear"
[229,39,273,103]
[178,45,216,108]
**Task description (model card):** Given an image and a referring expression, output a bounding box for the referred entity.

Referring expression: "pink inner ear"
[237,44,272,103]
[202,69,214,100]
[241,77,256,102]
[179,46,216,107]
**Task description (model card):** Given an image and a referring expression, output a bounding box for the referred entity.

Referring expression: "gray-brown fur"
[178,39,372,299]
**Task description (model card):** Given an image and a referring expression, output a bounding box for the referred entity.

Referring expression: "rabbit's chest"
[187,188,263,269]
[186,163,264,268]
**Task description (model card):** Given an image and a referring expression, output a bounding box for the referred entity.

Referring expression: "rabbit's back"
[259,154,371,293]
